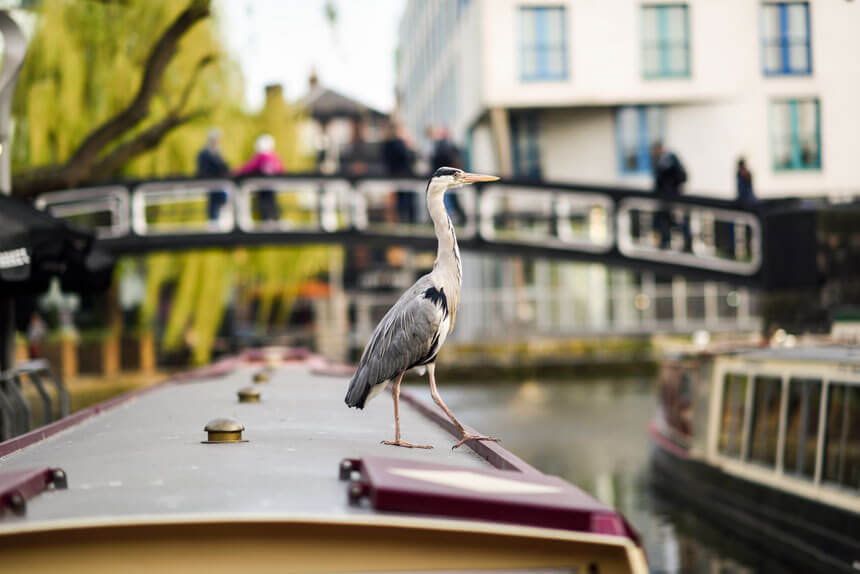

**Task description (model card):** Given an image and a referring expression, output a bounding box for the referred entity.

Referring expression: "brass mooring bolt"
[253,371,268,383]
[237,386,261,403]
[202,417,247,444]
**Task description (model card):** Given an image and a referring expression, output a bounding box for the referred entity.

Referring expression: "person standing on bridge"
[736,157,756,207]
[197,128,231,225]
[237,134,284,223]
[382,122,417,223]
[430,127,466,225]
[651,141,688,250]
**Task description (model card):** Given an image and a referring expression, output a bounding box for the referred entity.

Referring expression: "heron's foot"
[382,439,433,449]
[452,434,500,449]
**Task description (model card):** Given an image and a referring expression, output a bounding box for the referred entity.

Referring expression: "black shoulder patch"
[423,286,448,317]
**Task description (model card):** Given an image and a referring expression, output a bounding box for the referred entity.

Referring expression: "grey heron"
[345,167,499,449]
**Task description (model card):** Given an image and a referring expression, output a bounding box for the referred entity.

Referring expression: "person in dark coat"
[651,141,688,249]
[430,127,466,224]
[736,157,755,206]
[341,119,384,177]
[728,157,756,257]
[197,128,231,222]
[382,123,417,223]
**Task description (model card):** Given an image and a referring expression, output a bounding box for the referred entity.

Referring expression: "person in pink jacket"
[237,134,284,222]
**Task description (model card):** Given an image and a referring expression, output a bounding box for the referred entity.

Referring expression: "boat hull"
[650,429,860,573]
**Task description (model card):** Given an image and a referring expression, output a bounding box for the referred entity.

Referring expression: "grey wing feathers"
[345,275,441,409]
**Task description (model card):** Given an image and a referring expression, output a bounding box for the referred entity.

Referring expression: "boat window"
[719,373,748,457]
[748,376,782,467]
[783,378,822,480]
[823,382,860,491]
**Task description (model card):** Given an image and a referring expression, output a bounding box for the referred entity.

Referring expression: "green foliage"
[16,0,323,366]
[12,0,312,179]
[141,246,340,365]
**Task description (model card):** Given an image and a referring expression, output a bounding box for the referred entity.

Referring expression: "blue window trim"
[615,106,665,175]
[761,2,812,76]
[770,98,821,171]
[519,6,568,82]
[641,4,691,79]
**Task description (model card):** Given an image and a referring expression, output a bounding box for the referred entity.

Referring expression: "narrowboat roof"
[0,351,638,548]
[729,344,860,366]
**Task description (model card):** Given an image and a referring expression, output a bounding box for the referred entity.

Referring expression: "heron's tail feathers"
[345,368,372,409]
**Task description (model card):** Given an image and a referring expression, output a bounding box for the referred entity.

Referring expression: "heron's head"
[428,167,499,195]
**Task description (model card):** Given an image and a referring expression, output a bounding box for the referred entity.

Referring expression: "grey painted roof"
[0,364,488,526]
[301,86,387,120]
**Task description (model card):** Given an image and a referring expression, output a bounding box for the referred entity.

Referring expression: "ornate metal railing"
[36,175,765,282]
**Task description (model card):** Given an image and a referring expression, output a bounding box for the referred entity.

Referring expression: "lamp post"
[0,10,27,372]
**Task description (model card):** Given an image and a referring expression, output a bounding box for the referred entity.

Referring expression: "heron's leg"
[382,372,432,449]
[427,363,466,433]
[427,363,500,449]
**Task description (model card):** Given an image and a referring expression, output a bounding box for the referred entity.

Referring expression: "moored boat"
[0,349,647,572]
[651,344,860,572]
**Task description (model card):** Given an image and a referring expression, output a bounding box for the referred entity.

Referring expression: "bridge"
[35,175,776,285]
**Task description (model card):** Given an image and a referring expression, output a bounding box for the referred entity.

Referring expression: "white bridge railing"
[36,177,763,277]
[350,280,759,346]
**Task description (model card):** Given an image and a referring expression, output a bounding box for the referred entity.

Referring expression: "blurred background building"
[397,0,858,199]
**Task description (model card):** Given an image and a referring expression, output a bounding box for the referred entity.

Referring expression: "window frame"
[510,111,542,179]
[821,382,860,492]
[641,3,691,79]
[769,98,821,172]
[614,105,665,175]
[782,377,823,481]
[761,1,812,76]
[747,375,784,468]
[519,5,568,82]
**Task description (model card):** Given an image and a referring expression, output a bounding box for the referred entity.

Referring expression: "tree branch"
[174,54,215,113]
[90,108,209,176]
[13,0,212,197]
[62,0,210,182]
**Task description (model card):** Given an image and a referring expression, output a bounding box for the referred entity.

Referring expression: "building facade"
[397,0,860,199]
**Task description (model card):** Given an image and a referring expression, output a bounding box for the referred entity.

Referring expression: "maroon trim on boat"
[343,456,641,544]
[396,386,544,476]
[0,467,66,516]
[0,357,240,458]
[648,421,690,459]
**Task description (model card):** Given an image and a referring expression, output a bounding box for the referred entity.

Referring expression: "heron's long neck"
[427,189,462,286]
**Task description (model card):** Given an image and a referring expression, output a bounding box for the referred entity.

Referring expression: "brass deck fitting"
[253,371,269,383]
[202,417,247,444]
[237,386,261,403]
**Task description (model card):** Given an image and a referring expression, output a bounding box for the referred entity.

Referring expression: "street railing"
[0,360,69,441]
[36,175,764,278]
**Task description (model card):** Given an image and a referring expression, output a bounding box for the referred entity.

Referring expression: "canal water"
[409,376,767,574]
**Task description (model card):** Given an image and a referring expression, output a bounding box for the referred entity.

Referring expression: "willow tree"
[13,0,336,365]
[11,0,229,195]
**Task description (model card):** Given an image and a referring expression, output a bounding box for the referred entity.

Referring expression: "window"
[642,4,690,78]
[783,378,822,480]
[510,112,541,179]
[615,106,664,174]
[761,2,811,75]
[770,99,820,170]
[748,376,782,467]
[823,383,859,490]
[719,374,748,457]
[520,6,567,81]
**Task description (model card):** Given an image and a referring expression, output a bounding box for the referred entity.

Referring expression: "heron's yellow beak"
[460,172,500,183]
